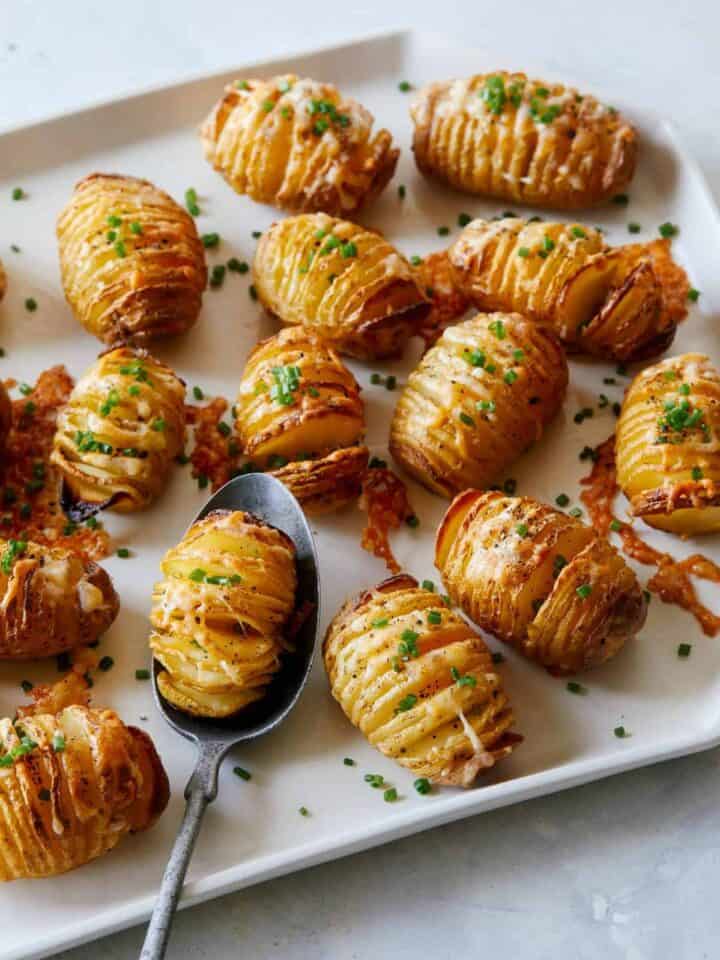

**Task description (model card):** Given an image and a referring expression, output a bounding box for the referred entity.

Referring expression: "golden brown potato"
[436,490,647,674]
[253,213,430,360]
[0,705,168,881]
[323,573,519,786]
[0,538,118,659]
[235,326,368,512]
[150,509,297,717]
[448,218,677,362]
[57,173,206,345]
[51,347,186,513]
[200,74,398,215]
[411,72,637,208]
[390,313,567,497]
[616,354,720,535]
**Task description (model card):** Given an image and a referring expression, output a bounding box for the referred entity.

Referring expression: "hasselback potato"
[323,574,519,786]
[0,705,168,881]
[235,326,368,512]
[253,213,429,360]
[411,71,637,209]
[616,354,720,534]
[436,490,647,673]
[448,218,676,361]
[389,312,567,497]
[57,173,206,344]
[0,538,118,659]
[51,347,186,513]
[200,74,398,215]
[150,509,297,717]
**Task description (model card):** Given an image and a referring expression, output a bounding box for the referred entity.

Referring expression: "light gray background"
[2,3,719,958]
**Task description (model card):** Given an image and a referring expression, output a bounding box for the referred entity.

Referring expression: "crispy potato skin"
[150,509,297,718]
[0,539,118,659]
[0,705,168,881]
[436,491,647,674]
[235,326,368,511]
[253,213,430,360]
[51,347,186,512]
[323,574,519,786]
[200,74,398,215]
[449,218,675,362]
[411,72,637,208]
[616,354,720,534]
[57,173,206,345]
[389,312,567,497]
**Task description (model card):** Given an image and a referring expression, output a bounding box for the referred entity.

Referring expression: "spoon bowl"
[140,473,320,960]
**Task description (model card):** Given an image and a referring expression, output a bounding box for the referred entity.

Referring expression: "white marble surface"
[2,2,719,958]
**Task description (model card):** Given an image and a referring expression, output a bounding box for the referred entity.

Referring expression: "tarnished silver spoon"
[139,473,319,960]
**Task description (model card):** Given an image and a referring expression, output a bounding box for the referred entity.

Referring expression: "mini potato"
[0,538,118,659]
[57,173,206,344]
[448,218,676,362]
[616,354,720,534]
[411,72,637,209]
[51,347,186,513]
[235,326,368,512]
[200,74,398,215]
[436,490,647,674]
[0,705,168,881]
[253,213,430,360]
[323,574,519,786]
[150,509,297,718]
[389,313,567,497]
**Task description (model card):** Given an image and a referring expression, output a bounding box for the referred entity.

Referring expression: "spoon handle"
[139,740,228,960]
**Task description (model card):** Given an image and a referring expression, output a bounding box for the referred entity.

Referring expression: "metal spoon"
[139,473,320,960]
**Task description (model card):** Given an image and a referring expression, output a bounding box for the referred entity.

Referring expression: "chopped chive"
[555,493,570,507]
[20,679,33,693]
[614,725,628,738]
[491,651,505,665]
[116,548,130,558]
[233,766,252,780]
[569,507,583,518]
[385,375,397,391]
[566,681,587,695]
[576,584,592,599]
[343,757,355,766]
[397,184,406,199]
[414,778,431,795]
[515,523,528,537]
[458,213,472,227]
[688,288,700,302]
[613,194,629,206]
[422,579,435,592]
[677,643,692,658]
[11,187,25,201]
[437,226,450,237]
[659,222,678,238]
[364,774,384,788]
[503,477,517,495]
[298,806,309,816]
[98,655,114,672]
[459,412,475,427]
[383,787,398,802]
[517,247,530,258]
[692,466,704,481]
[610,519,622,532]
[24,298,37,312]
[427,610,441,625]
[395,694,418,713]
[135,669,151,680]
[201,233,220,248]
[398,81,412,92]
[570,227,586,239]
[628,222,641,233]
[227,258,249,274]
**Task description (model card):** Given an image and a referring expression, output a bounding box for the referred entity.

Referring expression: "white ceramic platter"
[0,29,718,960]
